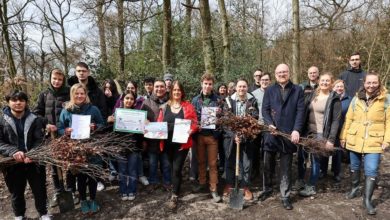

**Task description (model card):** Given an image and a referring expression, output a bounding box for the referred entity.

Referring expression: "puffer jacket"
[33,84,70,127]
[340,88,390,153]
[0,107,44,157]
[303,91,341,143]
[157,101,198,151]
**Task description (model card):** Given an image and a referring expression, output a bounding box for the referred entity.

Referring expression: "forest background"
[0,0,389,102]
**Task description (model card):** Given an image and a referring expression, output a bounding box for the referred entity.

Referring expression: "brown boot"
[244,187,253,201]
[167,194,178,210]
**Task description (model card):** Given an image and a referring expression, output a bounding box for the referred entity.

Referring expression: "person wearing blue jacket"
[58,83,105,215]
[260,63,305,210]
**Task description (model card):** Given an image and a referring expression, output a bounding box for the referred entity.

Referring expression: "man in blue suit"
[259,63,305,210]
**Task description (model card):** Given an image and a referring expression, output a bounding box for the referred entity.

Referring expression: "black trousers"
[263,150,293,198]
[225,143,253,187]
[165,142,189,195]
[77,173,97,200]
[3,163,47,217]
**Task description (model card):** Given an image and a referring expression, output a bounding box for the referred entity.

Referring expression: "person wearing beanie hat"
[163,73,174,92]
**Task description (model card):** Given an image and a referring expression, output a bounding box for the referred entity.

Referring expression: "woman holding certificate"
[58,83,105,215]
[157,81,198,210]
[107,90,143,201]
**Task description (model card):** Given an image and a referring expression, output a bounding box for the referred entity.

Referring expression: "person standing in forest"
[0,91,51,220]
[339,52,366,97]
[260,63,305,210]
[249,68,264,92]
[33,68,70,207]
[191,73,222,203]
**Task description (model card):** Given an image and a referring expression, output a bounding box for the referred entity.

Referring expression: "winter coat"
[339,67,366,97]
[299,81,318,98]
[68,76,107,119]
[141,94,169,153]
[303,91,341,143]
[191,92,223,138]
[33,84,70,127]
[157,101,198,151]
[340,88,390,154]
[222,92,259,158]
[262,81,305,153]
[0,107,44,157]
[58,103,105,136]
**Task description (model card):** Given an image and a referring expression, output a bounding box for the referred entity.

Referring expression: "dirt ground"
[1,151,390,220]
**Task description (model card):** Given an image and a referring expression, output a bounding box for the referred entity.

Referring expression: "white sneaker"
[121,194,128,201]
[97,182,105,191]
[139,176,149,186]
[128,193,136,201]
[14,217,24,220]
[40,214,52,220]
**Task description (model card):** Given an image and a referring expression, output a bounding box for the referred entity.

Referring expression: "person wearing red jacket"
[157,80,198,210]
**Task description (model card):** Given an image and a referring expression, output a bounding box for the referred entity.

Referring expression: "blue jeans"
[137,153,144,177]
[148,152,171,185]
[309,153,321,186]
[349,151,381,177]
[118,153,139,195]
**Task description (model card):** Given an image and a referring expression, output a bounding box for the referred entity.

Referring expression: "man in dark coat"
[260,63,305,210]
[33,68,70,207]
[0,91,50,219]
[68,62,107,119]
[339,52,366,97]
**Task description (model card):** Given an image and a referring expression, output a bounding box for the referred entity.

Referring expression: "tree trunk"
[117,0,125,77]
[97,0,108,66]
[184,0,192,38]
[138,0,145,51]
[0,1,17,88]
[292,0,300,83]
[199,0,216,75]
[60,23,69,75]
[162,0,172,72]
[218,0,230,81]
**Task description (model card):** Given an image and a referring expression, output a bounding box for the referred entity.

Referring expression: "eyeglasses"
[350,59,360,61]
[276,71,288,74]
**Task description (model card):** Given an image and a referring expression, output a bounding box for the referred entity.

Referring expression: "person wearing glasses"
[260,63,305,210]
[339,52,366,97]
[249,68,264,92]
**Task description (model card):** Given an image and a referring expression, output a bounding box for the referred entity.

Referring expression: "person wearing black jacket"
[0,91,50,220]
[68,62,107,119]
[261,64,305,210]
[33,68,70,207]
[299,73,341,197]
[339,52,366,97]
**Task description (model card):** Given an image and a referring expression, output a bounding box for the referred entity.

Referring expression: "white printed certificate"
[172,119,191,143]
[144,122,168,139]
[114,108,147,134]
[201,107,218,129]
[71,114,91,139]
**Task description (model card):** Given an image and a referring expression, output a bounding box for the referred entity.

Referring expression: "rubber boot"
[363,176,376,215]
[346,170,360,199]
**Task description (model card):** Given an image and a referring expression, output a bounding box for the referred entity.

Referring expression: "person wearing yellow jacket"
[340,71,390,215]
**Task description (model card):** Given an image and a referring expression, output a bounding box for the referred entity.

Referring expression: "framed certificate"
[114,108,147,133]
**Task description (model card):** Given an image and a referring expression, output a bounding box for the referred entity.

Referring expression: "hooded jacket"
[33,72,70,127]
[340,88,390,153]
[0,107,44,157]
[68,76,107,119]
[303,91,341,143]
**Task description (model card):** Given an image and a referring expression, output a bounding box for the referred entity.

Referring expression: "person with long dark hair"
[157,80,198,209]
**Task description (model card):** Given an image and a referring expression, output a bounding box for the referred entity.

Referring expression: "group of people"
[0,51,388,219]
